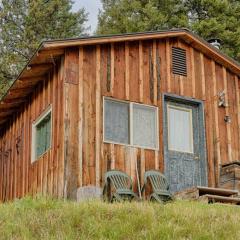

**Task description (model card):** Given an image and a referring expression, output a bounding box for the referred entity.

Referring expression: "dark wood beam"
[21,63,53,78]
[0,108,18,113]
[1,97,28,104]
[8,87,33,95]
[0,110,18,117]
[37,49,64,57]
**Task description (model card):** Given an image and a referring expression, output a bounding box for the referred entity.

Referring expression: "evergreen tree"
[0,0,88,97]
[97,0,240,61]
[185,0,240,60]
[97,0,188,34]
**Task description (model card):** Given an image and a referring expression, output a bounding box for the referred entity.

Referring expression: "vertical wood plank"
[226,71,238,161]
[190,48,196,98]
[153,40,158,105]
[78,47,84,188]
[58,57,65,198]
[111,43,114,95]
[204,56,215,187]
[139,41,143,103]
[178,41,184,96]
[96,45,101,186]
[110,144,115,169]
[9,119,13,200]
[125,42,130,100]
[212,60,221,185]
[223,67,232,162]
[153,40,159,169]
[166,39,171,92]
[235,76,240,160]
[200,53,206,100]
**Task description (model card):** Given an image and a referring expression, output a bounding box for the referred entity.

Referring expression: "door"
[164,96,207,193]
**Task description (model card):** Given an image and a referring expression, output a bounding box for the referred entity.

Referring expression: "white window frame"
[31,104,52,163]
[167,104,194,153]
[103,97,159,150]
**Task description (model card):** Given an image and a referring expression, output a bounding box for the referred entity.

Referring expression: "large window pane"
[133,104,158,149]
[168,105,193,153]
[104,99,129,144]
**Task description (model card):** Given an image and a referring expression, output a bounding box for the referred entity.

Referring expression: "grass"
[0,197,240,239]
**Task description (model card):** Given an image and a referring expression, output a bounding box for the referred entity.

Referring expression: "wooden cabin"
[1,29,240,202]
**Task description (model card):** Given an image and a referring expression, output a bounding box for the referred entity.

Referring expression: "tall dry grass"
[0,196,240,239]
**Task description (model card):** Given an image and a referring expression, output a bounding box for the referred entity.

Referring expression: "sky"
[72,0,102,34]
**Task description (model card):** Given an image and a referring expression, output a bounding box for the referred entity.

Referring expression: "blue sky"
[72,0,102,34]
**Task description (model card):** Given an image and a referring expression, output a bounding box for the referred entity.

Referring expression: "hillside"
[0,197,240,239]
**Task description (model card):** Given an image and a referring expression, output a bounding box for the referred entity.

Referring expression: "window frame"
[103,97,159,150]
[31,105,52,163]
[167,104,194,153]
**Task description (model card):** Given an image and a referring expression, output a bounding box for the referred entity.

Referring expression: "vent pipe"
[208,38,221,49]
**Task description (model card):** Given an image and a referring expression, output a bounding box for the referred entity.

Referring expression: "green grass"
[0,197,240,239]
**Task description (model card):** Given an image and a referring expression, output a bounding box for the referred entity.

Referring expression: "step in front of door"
[199,194,240,205]
[197,186,239,197]
[174,186,239,200]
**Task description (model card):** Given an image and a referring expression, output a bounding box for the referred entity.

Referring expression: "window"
[172,47,187,76]
[104,100,129,144]
[133,104,158,149]
[104,97,158,150]
[31,105,52,162]
[167,105,193,153]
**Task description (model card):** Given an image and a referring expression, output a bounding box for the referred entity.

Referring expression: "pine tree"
[97,0,240,61]
[185,0,240,60]
[0,0,88,97]
[97,0,188,34]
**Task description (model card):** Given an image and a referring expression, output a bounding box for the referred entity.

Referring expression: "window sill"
[31,147,51,164]
[103,140,159,151]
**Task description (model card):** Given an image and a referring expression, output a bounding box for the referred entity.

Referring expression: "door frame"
[162,93,208,188]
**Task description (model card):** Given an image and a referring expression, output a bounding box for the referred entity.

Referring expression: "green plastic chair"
[103,170,139,202]
[141,170,173,203]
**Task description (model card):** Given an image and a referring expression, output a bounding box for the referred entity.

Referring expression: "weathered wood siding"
[0,61,64,202]
[67,38,240,193]
[1,36,240,201]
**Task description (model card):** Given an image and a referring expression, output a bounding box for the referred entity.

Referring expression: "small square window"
[32,106,52,162]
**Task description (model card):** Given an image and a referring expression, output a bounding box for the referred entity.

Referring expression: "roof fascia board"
[42,31,186,49]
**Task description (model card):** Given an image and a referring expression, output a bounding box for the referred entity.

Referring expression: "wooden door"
[164,95,207,193]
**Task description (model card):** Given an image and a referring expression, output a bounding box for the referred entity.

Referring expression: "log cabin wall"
[65,37,240,196]
[0,60,64,202]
